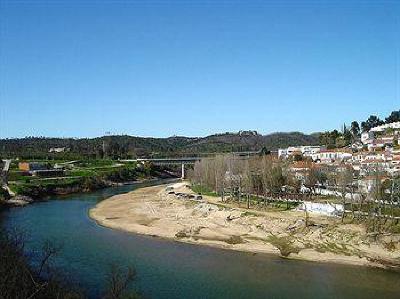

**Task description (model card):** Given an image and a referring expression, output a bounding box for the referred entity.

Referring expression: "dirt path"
[90,182,400,269]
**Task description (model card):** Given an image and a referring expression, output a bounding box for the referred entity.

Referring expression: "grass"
[241,211,259,217]
[66,169,95,177]
[175,230,188,238]
[6,161,142,197]
[312,195,342,204]
[314,241,362,257]
[225,235,244,244]
[390,223,400,234]
[190,184,219,197]
[9,177,83,195]
[266,235,301,257]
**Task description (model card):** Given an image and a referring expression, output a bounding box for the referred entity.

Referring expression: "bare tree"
[336,166,353,223]
[103,263,138,299]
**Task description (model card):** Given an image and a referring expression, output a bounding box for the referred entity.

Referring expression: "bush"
[267,235,300,257]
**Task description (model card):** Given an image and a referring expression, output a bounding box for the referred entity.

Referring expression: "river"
[1,181,399,299]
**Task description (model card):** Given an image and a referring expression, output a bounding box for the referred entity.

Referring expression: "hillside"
[182,131,318,153]
[0,131,318,159]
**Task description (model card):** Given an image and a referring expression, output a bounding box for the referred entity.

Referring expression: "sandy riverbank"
[90,182,400,269]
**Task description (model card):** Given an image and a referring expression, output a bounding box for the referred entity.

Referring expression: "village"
[278,121,400,197]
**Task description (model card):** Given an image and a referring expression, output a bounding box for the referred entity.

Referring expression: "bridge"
[120,151,262,179]
[120,157,202,179]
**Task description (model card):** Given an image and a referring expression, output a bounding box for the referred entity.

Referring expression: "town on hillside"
[278,120,400,195]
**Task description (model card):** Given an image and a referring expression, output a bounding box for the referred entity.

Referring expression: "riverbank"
[90,182,400,270]
[3,175,178,207]
[3,158,178,205]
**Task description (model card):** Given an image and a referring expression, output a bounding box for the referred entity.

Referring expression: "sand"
[90,182,400,269]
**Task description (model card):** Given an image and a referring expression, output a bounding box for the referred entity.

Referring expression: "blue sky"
[1,0,399,138]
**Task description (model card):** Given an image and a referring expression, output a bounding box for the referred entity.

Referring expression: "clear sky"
[1,0,399,138]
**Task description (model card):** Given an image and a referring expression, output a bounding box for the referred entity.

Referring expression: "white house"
[361,131,374,144]
[278,145,324,159]
[312,150,352,163]
[49,147,68,153]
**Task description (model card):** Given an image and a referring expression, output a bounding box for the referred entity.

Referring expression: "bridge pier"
[181,163,185,179]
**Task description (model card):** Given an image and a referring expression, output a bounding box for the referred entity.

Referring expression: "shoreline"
[89,182,400,270]
[2,177,179,207]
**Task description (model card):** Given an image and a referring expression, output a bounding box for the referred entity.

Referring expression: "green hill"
[0,131,318,159]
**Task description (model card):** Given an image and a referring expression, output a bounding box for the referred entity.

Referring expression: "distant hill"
[182,131,318,153]
[0,131,319,159]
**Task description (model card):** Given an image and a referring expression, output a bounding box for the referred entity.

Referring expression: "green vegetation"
[266,235,301,257]
[191,184,219,197]
[7,161,168,198]
[226,235,244,244]
[314,241,361,257]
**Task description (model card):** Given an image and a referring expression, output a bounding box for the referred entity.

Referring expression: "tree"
[343,124,352,145]
[350,121,360,139]
[334,167,353,223]
[361,115,384,132]
[385,110,400,123]
[103,263,139,299]
[304,165,318,194]
[360,121,368,132]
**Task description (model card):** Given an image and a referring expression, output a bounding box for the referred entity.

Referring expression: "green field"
[6,159,159,197]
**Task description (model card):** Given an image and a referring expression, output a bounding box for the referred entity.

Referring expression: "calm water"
[1,181,400,299]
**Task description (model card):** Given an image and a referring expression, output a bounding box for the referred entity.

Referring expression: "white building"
[312,150,352,163]
[361,131,374,144]
[278,145,324,159]
[49,147,68,153]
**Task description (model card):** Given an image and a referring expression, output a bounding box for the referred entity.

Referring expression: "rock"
[5,195,34,206]
[14,195,34,203]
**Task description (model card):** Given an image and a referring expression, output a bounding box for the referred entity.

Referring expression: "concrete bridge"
[121,151,262,179]
[120,157,202,179]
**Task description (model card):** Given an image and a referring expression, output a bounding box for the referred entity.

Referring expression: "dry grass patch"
[267,235,301,257]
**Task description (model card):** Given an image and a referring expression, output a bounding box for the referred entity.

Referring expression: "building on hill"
[288,161,313,182]
[238,130,259,136]
[361,131,374,144]
[361,122,400,145]
[311,149,352,164]
[49,147,69,153]
[278,145,324,159]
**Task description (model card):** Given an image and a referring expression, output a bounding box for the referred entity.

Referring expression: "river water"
[1,181,399,299]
